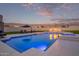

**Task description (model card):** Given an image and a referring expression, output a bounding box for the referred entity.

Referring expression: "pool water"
[2,33,57,53]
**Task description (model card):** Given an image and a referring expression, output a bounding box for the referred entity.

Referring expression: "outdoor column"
[0,15,4,38]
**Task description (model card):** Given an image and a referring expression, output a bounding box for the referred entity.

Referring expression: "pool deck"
[0,33,79,56]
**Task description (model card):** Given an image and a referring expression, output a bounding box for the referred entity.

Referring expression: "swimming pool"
[2,33,57,53]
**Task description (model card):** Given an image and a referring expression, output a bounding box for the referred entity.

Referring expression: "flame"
[49,28,62,32]
[49,28,53,32]
[49,27,62,40]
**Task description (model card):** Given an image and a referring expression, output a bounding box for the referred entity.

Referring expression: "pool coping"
[0,32,45,41]
[1,32,56,53]
[0,32,79,55]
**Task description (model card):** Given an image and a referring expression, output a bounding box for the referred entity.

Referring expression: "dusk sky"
[0,3,79,24]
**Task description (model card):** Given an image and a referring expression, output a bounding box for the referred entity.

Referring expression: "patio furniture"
[0,30,6,38]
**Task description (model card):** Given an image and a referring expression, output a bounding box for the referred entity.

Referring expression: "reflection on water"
[37,45,47,51]
[49,33,61,40]
[49,27,62,40]
[49,34,52,40]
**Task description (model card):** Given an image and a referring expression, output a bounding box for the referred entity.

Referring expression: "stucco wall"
[62,26,79,31]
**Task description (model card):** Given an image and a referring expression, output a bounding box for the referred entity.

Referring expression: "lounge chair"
[0,31,6,38]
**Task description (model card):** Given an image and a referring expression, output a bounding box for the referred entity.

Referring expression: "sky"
[0,3,79,24]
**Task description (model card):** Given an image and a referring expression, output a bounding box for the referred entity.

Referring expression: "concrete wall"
[62,26,79,31]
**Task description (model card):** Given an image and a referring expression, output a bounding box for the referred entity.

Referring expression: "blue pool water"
[2,32,76,53]
[2,33,56,53]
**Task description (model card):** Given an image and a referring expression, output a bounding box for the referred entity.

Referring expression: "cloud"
[55,4,72,13]
[22,4,53,17]
[37,7,53,17]
[60,4,72,11]
[22,3,33,8]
